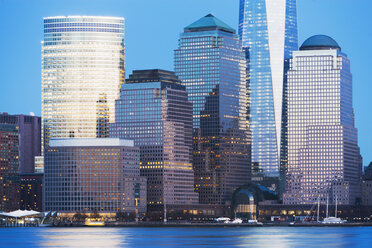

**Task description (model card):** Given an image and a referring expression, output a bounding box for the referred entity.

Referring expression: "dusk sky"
[0,0,371,165]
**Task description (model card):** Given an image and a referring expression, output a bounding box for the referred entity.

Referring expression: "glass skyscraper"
[239,0,298,178]
[175,14,251,205]
[42,16,125,148]
[110,70,198,211]
[283,35,362,205]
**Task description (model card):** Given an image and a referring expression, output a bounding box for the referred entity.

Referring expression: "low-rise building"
[44,138,146,216]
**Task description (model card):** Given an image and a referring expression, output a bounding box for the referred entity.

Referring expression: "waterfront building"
[44,138,146,214]
[362,180,372,206]
[239,0,299,181]
[0,116,20,212]
[41,16,125,148]
[110,69,198,212]
[363,162,372,180]
[362,162,372,206]
[20,173,43,212]
[0,113,41,173]
[0,113,41,211]
[283,35,362,205]
[174,15,251,205]
[232,183,278,220]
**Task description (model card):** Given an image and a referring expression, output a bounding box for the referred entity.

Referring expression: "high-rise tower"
[283,35,362,205]
[239,0,298,178]
[41,16,125,148]
[175,14,251,205]
[110,70,199,212]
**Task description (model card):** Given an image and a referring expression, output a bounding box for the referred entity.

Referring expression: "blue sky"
[0,0,371,166]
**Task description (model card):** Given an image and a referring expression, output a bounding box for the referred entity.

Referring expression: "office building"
[0,116,20,211]
[362,162,372,206]
[110,69,198,211]
[44,138,146,214]
[283,35,362,205]
[42,16,125,148]
[0,113,41,211]
[0,113,41,173]
[239,0,299,178]
[20,173,43,212]
[174,14,251,205]
[363,162,372,180]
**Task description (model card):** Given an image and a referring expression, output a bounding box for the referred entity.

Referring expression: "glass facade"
[0,113,42,211]
[239,0,298,178]
[110,70,198,209]
[283,37,362,205]
[42,16,125,148]
[0,116,20,212]
[44,138,146,213]
[174,15,251,205]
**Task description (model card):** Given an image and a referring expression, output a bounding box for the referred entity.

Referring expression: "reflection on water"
[0,227,371,247]
[41,228,124,247]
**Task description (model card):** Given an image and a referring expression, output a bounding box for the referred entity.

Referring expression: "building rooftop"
[126,69,182,84]
[43,16,124,20]
[300,35,341,51]
[184,14,235,34]
[49,138,134,147]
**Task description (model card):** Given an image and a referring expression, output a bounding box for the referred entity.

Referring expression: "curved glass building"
[42,16,125,148]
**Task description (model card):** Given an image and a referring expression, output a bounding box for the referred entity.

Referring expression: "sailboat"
[322,195,346,224]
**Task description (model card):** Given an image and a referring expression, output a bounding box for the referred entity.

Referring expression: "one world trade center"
[239,0,298,181]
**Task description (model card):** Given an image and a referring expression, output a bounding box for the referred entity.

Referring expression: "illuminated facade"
[44,138,146,213]
[174,14,251,205]
[239,0,298,177]
[283,35,362,205]
[110,70,198,210]
[0,117,20,212]
[20,173,43,212]
[42,16,125,148]
[0,113,41,211]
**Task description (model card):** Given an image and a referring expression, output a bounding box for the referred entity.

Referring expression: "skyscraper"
[42,16,125,148]
[0,113,41,211]
[0,115,20,211]
[239,0,298,178]
[283,35,362,205]
[110,69,198,212]
[175,14,250,205]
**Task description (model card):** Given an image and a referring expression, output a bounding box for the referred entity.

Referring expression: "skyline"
[0,0,371,166]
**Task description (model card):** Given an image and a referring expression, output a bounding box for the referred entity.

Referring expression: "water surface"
[0,226,371,247]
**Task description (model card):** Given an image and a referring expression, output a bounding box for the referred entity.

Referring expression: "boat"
[39,223,53,227]
[39,211,53,227]
[248,219,263,225]
[322,195,346,224]
[215,217,230,223]
[231,218,243,224]
[322,216,346,224]
[223,218,243,224]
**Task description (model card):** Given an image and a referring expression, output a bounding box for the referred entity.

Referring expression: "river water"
[0,226,371,247]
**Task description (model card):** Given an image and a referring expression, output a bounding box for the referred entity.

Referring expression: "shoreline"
[49,222,372,228]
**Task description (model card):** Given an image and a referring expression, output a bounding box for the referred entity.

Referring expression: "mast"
[335,195,338,218]
[317,197,320,223]
[164,185,167,223]
[326,195,329,218]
